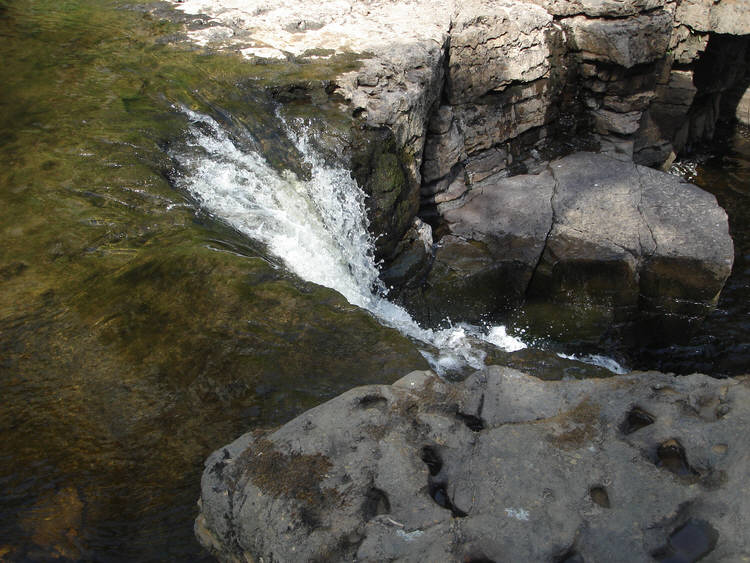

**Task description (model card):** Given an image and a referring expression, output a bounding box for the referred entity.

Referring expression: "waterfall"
[169,107,530,374]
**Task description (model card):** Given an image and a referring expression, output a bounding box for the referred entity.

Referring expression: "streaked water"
[171,108,531,374]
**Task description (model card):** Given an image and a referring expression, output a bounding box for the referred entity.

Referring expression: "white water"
[556,353,628,375]
[170,108,528,373]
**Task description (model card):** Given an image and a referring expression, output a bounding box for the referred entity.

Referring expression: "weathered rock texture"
[196,366,750,562]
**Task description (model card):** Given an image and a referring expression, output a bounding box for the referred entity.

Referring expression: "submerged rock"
[196,366,750,562]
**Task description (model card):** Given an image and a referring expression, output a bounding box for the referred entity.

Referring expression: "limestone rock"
[447,0,554,104]
[422,170,554,318]
[421,152,733,339]
[380,218,434,289]
[676,0,750,35]
[563,11,672,68]
[196,366,750,562]
[532,0,667,17]
[421,109,466,183]
[637,165,736,316]
[529,153,733,330]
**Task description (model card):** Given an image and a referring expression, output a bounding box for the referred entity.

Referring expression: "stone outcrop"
[409,152,733,341]
[196,366,750,562]
[171,0,745,336]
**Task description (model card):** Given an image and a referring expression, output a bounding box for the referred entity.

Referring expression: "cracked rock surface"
[419,152,733,334]
[196,366,750,562]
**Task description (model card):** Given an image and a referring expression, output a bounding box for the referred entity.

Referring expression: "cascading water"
[170,107,529,374]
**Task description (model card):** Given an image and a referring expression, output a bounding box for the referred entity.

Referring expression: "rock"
[446,0,553,104]
[532,0,667,17]
[196,366,750,562]
[676,0,750,35]
[637,165,736,317]
[421,169,554,320]
[709,0,750,35]
[529,153,733,339]
[421,109,466,183]
[380,218,434,289]
[419,152,733,341]
[563,11,672,68]
[728,84,750,126]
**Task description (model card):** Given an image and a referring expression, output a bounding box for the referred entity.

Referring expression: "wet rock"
[637,165,735,319]
[380,218,434,289]
[419,152,733,339]
[420,169,554,320]
[196,367,750,562]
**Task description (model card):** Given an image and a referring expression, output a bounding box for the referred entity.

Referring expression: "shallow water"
[0,1,423,559]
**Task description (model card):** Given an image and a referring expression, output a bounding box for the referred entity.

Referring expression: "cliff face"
[172,0,743,342]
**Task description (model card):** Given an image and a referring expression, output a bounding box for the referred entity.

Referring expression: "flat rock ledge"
[196,367,750,562]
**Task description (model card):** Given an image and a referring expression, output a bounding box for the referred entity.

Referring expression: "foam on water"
[170,108,528,373]
[557,353,628,374]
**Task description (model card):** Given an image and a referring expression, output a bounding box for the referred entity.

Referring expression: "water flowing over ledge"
[169,107,534,374]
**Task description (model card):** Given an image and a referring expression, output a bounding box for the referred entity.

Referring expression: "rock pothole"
[656,439,699,480]
[589,486,611,508]
[621,406,655,434]
[652,518,719,563]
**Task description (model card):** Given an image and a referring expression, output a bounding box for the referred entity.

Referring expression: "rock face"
[196,366,750,562]
[412,152,733,340]
[171,0,743,335]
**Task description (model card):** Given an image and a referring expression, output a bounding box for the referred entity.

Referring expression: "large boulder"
[196,366,750,562]
[420,169,554,319]
[419,152,733,342]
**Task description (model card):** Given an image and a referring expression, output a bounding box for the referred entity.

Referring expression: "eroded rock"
[196,367,750,562]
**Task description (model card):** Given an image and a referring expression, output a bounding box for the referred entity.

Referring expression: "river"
[0,1,747,560]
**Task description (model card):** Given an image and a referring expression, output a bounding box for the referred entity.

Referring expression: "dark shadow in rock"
[362,487,391,520]
[428,481,467,518]
[589,486,610,508]
[621,406,655,435]
[456,411,485,432]
[356,394,388,411]
[555,546,585,563]
[462,555,497,563]
[420,446,443,476]
[420,445,467,517]
[652,518,719,563]
[656,439,699,480]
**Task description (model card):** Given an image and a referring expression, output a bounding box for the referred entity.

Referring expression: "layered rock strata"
[171,0,745,337]
[196,366,750,562]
